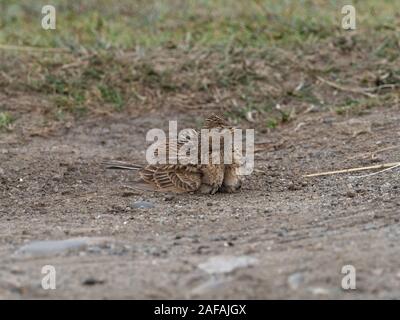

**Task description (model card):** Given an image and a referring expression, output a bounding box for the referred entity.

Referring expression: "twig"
[60,59,88,70]
[354,163,400,178]
[303,162,400,178]
[374,145,400,154]
[316,76,377,98]
[59,53,95,70]
[363,84,398,92]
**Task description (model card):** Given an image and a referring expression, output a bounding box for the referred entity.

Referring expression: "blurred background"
[0,0,399,132]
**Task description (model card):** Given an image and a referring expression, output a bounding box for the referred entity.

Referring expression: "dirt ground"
[0,101,399,299]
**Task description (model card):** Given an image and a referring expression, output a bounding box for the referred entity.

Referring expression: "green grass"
[266,118,278,129]
[0,112,14,131]
[0,0,398,49]
[0,0,399,128]
[99,85,124,110]
[334,93,396,116]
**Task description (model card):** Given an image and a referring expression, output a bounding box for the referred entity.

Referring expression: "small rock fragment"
[287,272,304,290]
[82,277,105,286]
[131,201,155,209]
[198,256,258,274]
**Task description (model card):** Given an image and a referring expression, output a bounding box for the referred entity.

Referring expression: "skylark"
[103,115,243,194]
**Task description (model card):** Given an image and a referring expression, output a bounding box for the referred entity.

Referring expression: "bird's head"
[202,114,232,130]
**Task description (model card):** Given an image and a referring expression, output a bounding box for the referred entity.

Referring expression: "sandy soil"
[0,105,399,299]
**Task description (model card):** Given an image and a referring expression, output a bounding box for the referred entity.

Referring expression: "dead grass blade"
[303,162,400,178]
[316,76,377,98]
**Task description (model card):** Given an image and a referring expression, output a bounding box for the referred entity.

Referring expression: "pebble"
[363,223,376,231]
[164,195,175,201]
[191,278,228,296]
[14,237,110,257]
[308,287,331,296]
[345,191,356,198]
[15,238,89,256]
[287,272,304,290]
[198,255,258,274]
[131,201,155,209]
[82,277,105,286]
[223,241,234,247]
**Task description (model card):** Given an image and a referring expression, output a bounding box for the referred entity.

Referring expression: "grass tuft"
[0,112,14,131]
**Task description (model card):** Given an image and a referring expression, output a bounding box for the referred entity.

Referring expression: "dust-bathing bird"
[103,115,243,194]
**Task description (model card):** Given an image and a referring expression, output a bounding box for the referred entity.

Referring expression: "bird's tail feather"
[102,160,142,171]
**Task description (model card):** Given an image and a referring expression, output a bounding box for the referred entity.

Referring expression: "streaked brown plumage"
[103,114,243,194]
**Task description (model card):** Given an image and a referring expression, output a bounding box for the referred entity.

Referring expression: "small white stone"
[287,273,304,290]
[309,287,330,295]
[198,256,258,274]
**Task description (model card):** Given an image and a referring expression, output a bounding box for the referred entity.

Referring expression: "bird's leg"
[221,165,242,193]
[197,183,219,194]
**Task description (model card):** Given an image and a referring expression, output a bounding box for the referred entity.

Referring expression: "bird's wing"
[139,164,202,192]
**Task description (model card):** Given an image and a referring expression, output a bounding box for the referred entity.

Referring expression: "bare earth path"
[0,105,399,299]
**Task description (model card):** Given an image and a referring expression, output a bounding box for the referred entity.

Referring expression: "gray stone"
[131,201,155,209]
[191,277,229,296]
[198,255,258,274]
[82,277,105,286]
[308,287,331,296]
[14,237,109,257]
[287,272,305,290]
